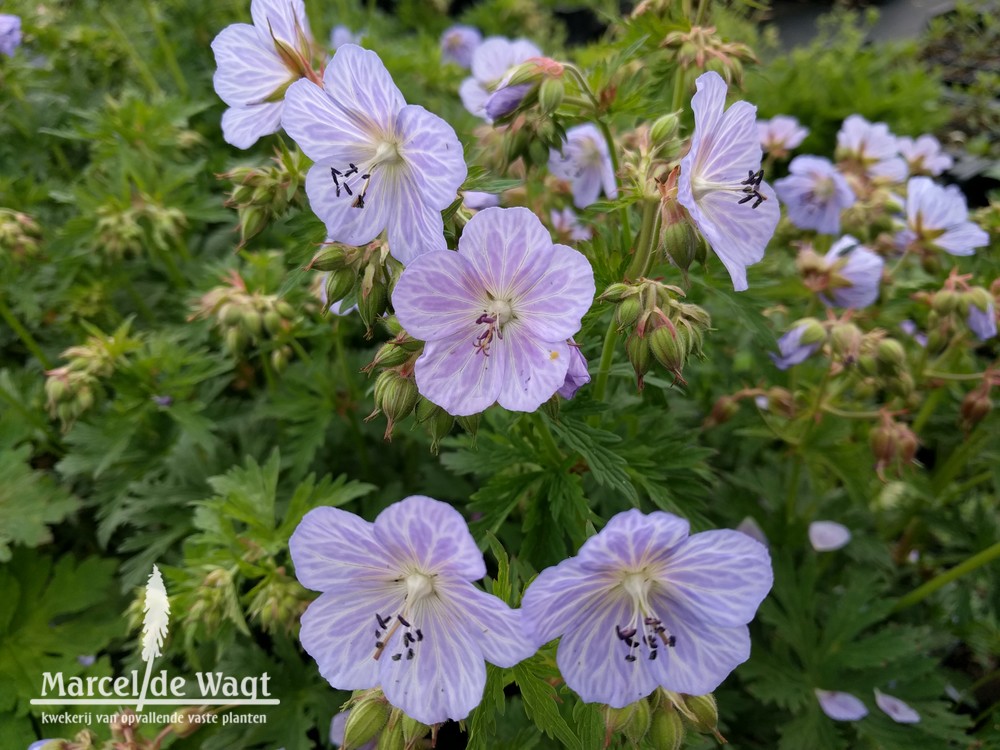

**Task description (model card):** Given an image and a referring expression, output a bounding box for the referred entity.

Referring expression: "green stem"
[592,314,619,403]
[821,405,882,419]
[912,387,944,433]
[923,369,989,382]
[0,297,52,369]
[694,0,709,24]
[143,0,188,95]
[529,412,563,465]
[101,8,163,97]
[333,321,372,475]
[893,541,1000,612]
[625,198,659,280]
[670,65,688,115]
[785,456,802,522]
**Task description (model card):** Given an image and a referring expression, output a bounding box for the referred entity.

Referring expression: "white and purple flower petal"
[897,134,952,176]
[808,521,852,552]
[678,72,779,291]
[757,115,808,156]
[774,156,855,235]
[461,37,542,121]
[0,14,21,58]
[903,176,988,256]
[968,300,997,341]
[441,25,482,68]
[770,325,822,370]
[816,689,869,721]
[836,115,907,183]
[549,124,618,209]
[874,689,921,724]
[557,344,590,399]
[823,235,883,309]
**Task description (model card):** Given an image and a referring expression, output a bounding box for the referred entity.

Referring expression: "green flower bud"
[380,315,405,337]
[457,413,480,444]
[830,322,861,361]
[663,221,701,272]
[263,309,284,335]
[931,289,959,315]
[869,422,896,464]
[224,326,247,354]
[876,338,907,372]
[400,714,429,747]
[650,113,680,145]
[538,76,565,115]
[311,244,353,272]
[615,296,643,330]
[648,704,685,750]
[528,138,550,168]
[238,205,268,245]
[170,707,206,738]
[76,386,94,413]
[626,333,651,390]
[45,377,67,404]
[242,309,263,337]
[622,698,652,745]
[325,268,357,309]
[220,303,243,327]
[969,287,993,313]
[359,281,389,338]
[367,341,412,372]
[795,317,827,346]
[600,282,632,302]
[377,720,405,750]
[681,693,719,735]
[271,346,290,373]
[275,300,295,319]
[344,695,391,750]
[374,370,418,440]
[648,325,686,372]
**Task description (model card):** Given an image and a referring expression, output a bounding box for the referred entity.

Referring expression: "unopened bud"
[373,370,418,440]
[170,707,206,738]
[681,693,719,735]
[377,719,405,750]
[538,76,565,115]
[457,413,480,443]
[263,309,284,334]
[648,325,687,373]
[960,387,992,429]
[622,698,652,745]
[870,423,896,464]
[662,221,700,272]
[310,244,352,272]
[648,704,685,750]
[876,338,907,372]
[650,113,680,145]
[324,268,357,309]
[931,289,960,315]
[615,296,643,330]
[600,282,632,302]
[271,346,291,373]
[367,341,412,372]
[969,287,993,314]
[344,695,391,750]
[359,280,388,337]
[238,205,268,245]
[626,333,651,389]
[796,317,827,346]
[830,322,861,362]
[400,714,430,747]
[220,303,243,326]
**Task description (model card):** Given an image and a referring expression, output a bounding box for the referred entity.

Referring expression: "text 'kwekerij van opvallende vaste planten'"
[1,0,998,748]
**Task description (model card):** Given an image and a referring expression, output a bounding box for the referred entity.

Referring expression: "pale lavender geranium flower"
[290,496,533,725]
[441,25,482,68]
[549,124,618,209]
[899,176,988,256]
[521,509,772,706]
[0,14,21,57]
[770,323,823,370]
[816,689,868,721]
[900,320,927,348]
[557,343,590,399]
[808,521,851,552]
[392,207,595,416]
[484,82,533,121]
[551,207,591,242]
[678,71,780,291]
[874,689,921,724]
[459,37,541,122]
[282,45,467,264]
[211,0,314,149]
[968,300,997,341]
[774,156,855,235]
[330,25,362,50]
[836,115,907,183]
[757,115,808,157]
[822,236,883,309]
[897,134,952,176]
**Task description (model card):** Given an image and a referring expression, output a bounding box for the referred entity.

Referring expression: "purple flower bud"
[808,521,851,552]
[440,25,482,68]
[874,689,921,724]
[557,343,590,399]
[459,37,541,122]
[0,14,21,58]
[816,689,869,721]
[967,300,996,341]
[769,325,821,370]
[484,82,532,121]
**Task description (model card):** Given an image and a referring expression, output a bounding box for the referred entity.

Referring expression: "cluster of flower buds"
[182,566,241,637]
[661,26,756,84]
[94,195,187,259]
[310,239,393,337]
[338,688,430,750]
[487,56,567,124]
[222,145,310,246]
[834,325,915,402]
[915,271,998,348]
[605,689,723,749]
[602,279,711,389]
[190,269,297,370]
[44,323,138,428]
[869,411,919,481]
[247,568,310,636]
[501,113,569,170]
[0,208,41,261]
[703,386,795,428]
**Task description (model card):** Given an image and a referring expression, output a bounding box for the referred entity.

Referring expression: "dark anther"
[739,169,766,209]
[616,625,637,641]
[403,633,413,646]
[375,640,384,649]
[352,193,365,209]
[406,648,415,660]
[376,614,389,629]
[644,617,660,626]
[649,650,658,661]
[376,630,382,638]
[361,173,371,180]
[741,169,764,188]
[624,654,637,662]
[397,615,411,627]
[667,635,677,648]
[343,183,353,196]
[344,163,359,178]
[330,168,342,197]
[415,629,424,641]
[391,653,402,661]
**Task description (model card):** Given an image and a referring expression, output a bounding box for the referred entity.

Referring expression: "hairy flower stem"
[670,65,687,115]
[592,314,619,405]
[892,540,1000,612]
[0,298,52,369]
[625,198,660,280]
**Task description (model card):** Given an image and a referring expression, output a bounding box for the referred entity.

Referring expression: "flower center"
[692,168,767,210]
[328,140,402,210]
[473,298,514,357]
[372,572,434,662]
[614,571,676,664]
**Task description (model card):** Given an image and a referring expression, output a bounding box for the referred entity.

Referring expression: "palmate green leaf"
[469,471,546,542]
[0,445,79,562]
[777,705,846,750]
[547,415,638,503]
[514,657,581,750]
[0,550,120,720]
[466,664,513,750]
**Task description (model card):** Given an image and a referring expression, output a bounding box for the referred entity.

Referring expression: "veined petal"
[212,24,289,107]
[393,250,481,340]
[687,180,779,291]
[441,580,535,667]
[494,331,569,412]
[555,592,659,708]
[459,78,489,119]
[282,79,372,164]
[659,529,772,628]
[384,178,449,264]
[572,168,603,209]
[322,44,406,130]
[688,71,728,154]
[936,222,988,256]
[413,328,507,416]
[380,596,487,724]
[300,586,404,691]
[396,105,467,209]
[815,689,869,721]
[513,242,595,341]
[373,496,487,580]
[251,0,310,47]
[471,37,540,84]
[577,509,690,572]
[221,103,283,149]
[521,556,617,646]
[290,507,394,590]
[458,206,554,299]
[648,596,752,695]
